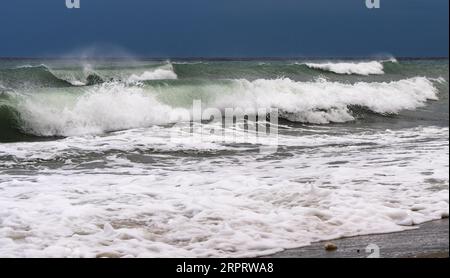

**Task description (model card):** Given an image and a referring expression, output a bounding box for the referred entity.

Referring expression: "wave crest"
[0,65,74,89]
[212,77,438,124]
[0,76,439,138]
[303,61,387,75]
[127,65,178,83]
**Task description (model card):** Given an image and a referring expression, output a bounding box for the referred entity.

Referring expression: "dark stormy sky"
[0,0,448,58]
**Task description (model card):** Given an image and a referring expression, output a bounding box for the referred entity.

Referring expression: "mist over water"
[0,58,448,257]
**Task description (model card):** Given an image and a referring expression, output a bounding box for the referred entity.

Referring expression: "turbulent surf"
[0,58,448,257]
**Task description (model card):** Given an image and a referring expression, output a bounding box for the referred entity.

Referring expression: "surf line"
[66,0,80,9]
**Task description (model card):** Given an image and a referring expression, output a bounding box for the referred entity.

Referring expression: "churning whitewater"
[0,58,448,257]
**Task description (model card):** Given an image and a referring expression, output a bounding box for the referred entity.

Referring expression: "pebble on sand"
[325,243,338,251]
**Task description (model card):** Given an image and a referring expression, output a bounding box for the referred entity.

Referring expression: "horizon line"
[0,56,449,61]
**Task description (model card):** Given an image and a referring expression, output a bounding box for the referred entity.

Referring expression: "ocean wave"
[0,63,179,89]
[11,84,190,137]
[430,77,448,84]
[158,58,444,80]
[172,61,208,65]
[303,61,388,75]
[0,77,439,139]
[127,65,178,83]
[214,77,437,123]
[0,65,74,89]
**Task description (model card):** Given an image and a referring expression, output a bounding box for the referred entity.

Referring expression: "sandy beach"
[267,219,449,258]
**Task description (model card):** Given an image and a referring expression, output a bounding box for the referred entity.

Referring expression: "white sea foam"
[127,64,178,82]
[0,126,448,257]
[17,83,190,136]
[48,64,178,86]
[217,77,438,123]
[304,61,386,75]
[15,64,48,69]
[430,77,448,84]
[11,77,439,136]
[172,61,207,65]
[68,80,86,86]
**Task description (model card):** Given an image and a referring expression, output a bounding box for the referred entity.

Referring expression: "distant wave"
[169,59,402,79]
[127,64,178,83]
[0,76,439,139]
[0,64,179,89]
[172,61,208,65]
[302,60,397,76]
[0,65,74,89]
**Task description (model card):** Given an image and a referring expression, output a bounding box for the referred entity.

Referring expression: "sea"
[0,57,448,257]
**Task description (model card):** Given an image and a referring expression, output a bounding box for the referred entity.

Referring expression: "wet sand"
[266,219,449,258]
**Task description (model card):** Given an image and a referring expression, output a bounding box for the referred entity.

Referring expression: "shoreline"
[265,219,449,258]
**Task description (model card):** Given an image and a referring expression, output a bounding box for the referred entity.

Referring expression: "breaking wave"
[0,64,179,89]
[302,59,397,76]
[127,66,178,83]
[0,76,440,140]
